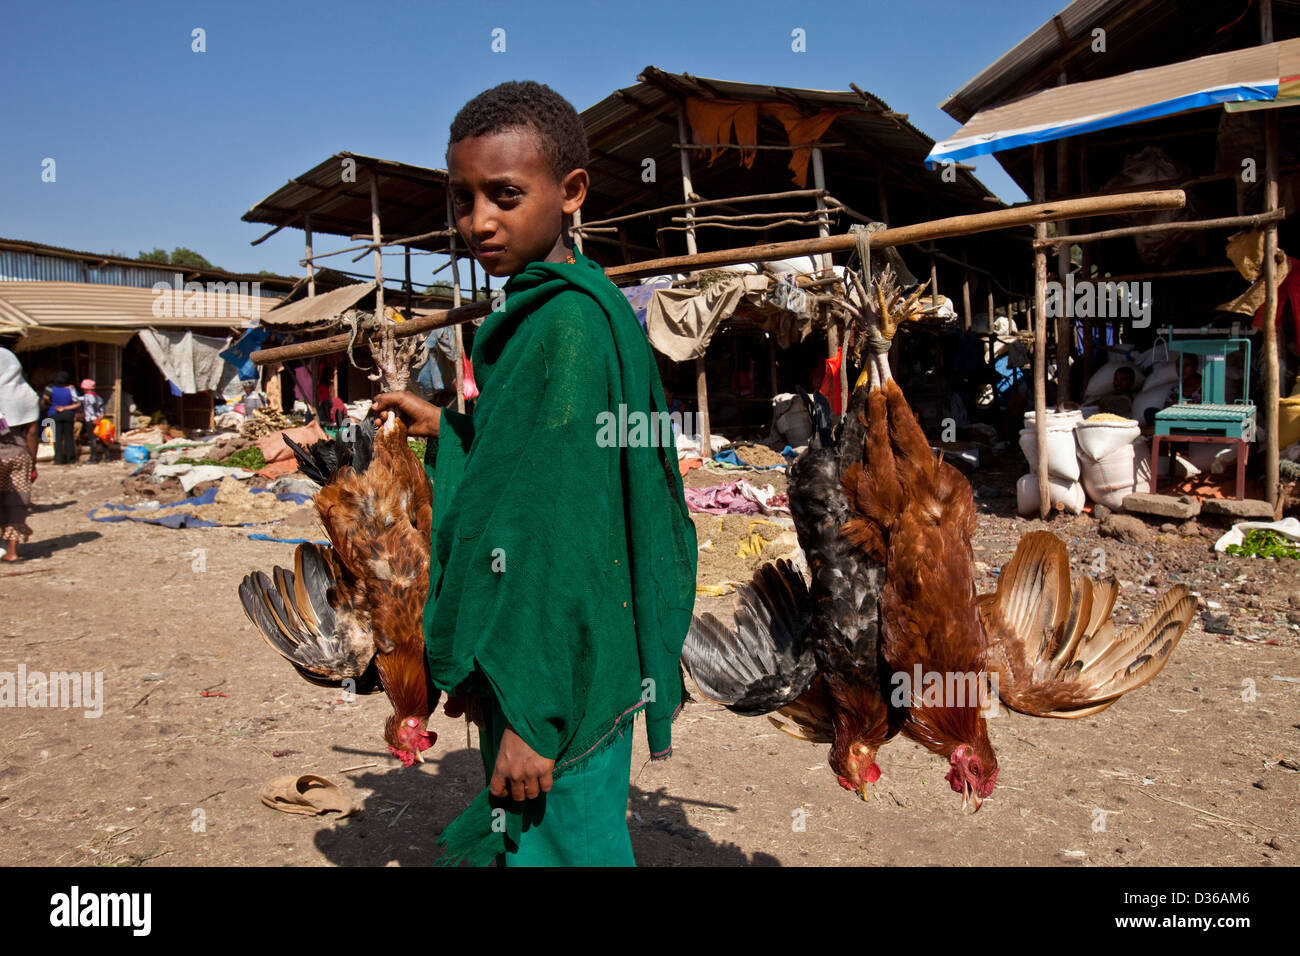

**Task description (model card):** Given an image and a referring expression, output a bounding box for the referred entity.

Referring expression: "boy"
[373,81,697,866]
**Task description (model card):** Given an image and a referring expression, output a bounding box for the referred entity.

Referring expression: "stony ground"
[0,457,1296,867]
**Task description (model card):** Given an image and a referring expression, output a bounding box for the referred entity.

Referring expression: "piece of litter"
[1270,676,1300,684]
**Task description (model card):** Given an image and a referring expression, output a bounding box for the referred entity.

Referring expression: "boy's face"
[447,126,587,278]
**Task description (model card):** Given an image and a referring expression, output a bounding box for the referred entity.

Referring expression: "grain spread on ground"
[732,443,788,467]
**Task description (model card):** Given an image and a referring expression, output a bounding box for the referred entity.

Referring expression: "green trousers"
[477,695,636,867]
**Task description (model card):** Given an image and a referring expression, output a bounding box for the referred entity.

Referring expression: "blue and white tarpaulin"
[927,38,1300,168]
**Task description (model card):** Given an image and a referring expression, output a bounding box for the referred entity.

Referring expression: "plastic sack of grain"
[1019,424,1081,481]
[1080,438,1150,511]
[1017,473,1086,515]
[1075,414,1141,461]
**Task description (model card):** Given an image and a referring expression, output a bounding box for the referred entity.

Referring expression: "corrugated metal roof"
[242,152,450,252]
[0,237,298,290]
[581,66,1002,221]
[929,38,1300,164]
[260,282,376,327]
[0,282,284,335]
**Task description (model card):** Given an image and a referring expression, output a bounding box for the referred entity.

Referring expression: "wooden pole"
[1055,138,1071,405]
[445,191,465,413]
[812,146,848,417]
[571,206,584,255]
[679,107,711,456]
[404,245,413,323]
[1033,145,1051,519]
[768,334,778,396]
[961,252,972,332]
[1033,209,1287,249]
[304,213,315,298]
[1081,243,1093,385]
[111,344,122,440]
[1262,109,1281,508]
[250,190,1190,367]
[603,190,1186,282]
[369,174,384,323]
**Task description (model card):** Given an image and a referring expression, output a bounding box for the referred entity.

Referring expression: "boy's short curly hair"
[448,81,589,183]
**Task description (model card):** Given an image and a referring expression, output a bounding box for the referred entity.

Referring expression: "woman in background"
[0,349,40,561]
[42,370,80,464]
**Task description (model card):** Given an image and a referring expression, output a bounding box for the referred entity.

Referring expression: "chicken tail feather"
[681,559,819,718]
[980,531,1195,718]
[239,543,379,691]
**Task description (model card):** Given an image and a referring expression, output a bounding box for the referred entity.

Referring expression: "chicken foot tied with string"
[683,265,1196,812]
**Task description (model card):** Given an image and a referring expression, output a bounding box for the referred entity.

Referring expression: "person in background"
[1097,365,1137,417]
[316,384,347,427]
[42,371,80,465]
[240,380,265,418]
[799,350,834,446]
[1144,355,1201,426]
[0,349,41,561]
[79,378,106,464]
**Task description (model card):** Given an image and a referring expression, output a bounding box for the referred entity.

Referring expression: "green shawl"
[423,249,697,865]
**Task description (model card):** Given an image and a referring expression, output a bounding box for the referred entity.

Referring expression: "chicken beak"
[854,366,872,390]
[971,792,984,812]
[856,781,869,802]
[413,747,425,764]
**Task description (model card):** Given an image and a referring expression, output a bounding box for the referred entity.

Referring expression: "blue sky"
[1,0,1063,278]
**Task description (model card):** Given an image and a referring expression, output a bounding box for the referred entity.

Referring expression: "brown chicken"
[683,265,1197,810]
[239,322,443,767]
[840,270,1000,806]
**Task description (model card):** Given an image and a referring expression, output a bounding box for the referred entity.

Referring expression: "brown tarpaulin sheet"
[684,98,853,187]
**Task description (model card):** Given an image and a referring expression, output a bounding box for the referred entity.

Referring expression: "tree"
[168,247,216,270]
[135,246,219,270]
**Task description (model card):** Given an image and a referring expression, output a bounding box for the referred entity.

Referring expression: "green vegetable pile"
[1224,529,1300,560]
[174,446,267,471]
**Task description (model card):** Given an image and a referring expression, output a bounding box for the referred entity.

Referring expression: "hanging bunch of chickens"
[236,265,1196,799]
[682,265,1197,810]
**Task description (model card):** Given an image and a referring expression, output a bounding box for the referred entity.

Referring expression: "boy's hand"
[490,725,555,801]
[371,391,441,438]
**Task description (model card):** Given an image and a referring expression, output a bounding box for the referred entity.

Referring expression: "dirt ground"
[1,457,1297,867]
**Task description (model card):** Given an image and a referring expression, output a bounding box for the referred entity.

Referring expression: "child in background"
[79,379,105,464]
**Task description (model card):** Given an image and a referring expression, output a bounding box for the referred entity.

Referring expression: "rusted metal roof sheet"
[582,66,1003,221]
[260,281,376,327]
[0,237,298,290]
[242,153,450,252]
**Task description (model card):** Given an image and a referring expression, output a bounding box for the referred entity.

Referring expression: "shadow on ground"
[313,745,779,867]
[19,530,101,559]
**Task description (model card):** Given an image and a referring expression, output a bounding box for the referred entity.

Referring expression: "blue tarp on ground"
[89,485,312,529]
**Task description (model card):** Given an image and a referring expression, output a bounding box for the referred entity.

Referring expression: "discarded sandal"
[259,774,356,817]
